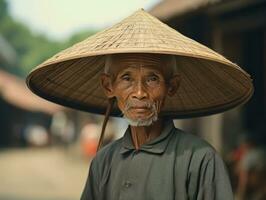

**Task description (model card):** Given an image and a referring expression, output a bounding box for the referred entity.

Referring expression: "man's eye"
[147,75,159,82]
[121,75,131,81]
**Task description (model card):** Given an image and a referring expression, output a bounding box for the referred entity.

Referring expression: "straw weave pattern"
[27,9,253,118]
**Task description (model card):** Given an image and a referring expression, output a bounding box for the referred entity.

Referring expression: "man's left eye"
[147,76,158,82]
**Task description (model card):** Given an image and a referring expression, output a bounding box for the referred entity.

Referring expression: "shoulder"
[92,138,123,166]
[172,128,229,174]
[172,127,218,163]
[174,129,234,199]
[174,128,215,152]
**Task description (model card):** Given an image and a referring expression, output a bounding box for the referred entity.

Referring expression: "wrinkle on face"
[114,66,167,124]
[102,53,178,126]
[105,53,177,81]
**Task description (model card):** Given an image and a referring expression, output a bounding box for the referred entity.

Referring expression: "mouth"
[130,107,150,111]
[124,100,154,115]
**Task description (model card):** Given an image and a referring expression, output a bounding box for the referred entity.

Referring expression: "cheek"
[116,97,126,112]
[152,85,168,99]
[112,86,130,111]
[151,86,168,107]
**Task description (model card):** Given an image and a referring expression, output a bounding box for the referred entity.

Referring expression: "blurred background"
[0,0,265,199]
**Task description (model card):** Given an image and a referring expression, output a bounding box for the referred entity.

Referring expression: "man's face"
[101,53,179,126]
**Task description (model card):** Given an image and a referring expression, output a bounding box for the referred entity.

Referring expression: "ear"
[167,74,181,97]
[100,73,115,98]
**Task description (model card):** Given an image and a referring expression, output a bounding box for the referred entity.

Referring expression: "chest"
[99,150,190,200]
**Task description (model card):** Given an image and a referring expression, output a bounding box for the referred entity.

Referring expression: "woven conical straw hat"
[27,9,253,118]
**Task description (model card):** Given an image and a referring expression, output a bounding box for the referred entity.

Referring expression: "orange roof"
[0,70,63,115]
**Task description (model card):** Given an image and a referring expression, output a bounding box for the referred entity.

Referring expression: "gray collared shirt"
[81,120,233,200]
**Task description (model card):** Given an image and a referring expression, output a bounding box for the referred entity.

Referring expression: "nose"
[132,79,148,100]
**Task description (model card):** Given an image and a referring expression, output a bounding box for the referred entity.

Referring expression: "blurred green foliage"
[0,0,98,77]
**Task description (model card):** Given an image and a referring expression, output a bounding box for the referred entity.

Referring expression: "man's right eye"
[121,74,131,81]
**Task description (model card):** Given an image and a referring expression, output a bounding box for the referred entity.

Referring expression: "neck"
[130,118,163,150]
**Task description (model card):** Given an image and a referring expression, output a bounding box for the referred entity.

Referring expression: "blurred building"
[151,0,266,153]
[0,35,63,147]
[0,33,123,149]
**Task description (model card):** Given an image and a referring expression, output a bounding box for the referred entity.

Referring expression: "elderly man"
[27,9,253,200]
[81,53,234,200]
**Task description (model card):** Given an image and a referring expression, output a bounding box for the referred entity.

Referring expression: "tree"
[0,0,99,77]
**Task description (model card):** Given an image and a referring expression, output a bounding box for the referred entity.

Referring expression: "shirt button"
[124,181,132,188]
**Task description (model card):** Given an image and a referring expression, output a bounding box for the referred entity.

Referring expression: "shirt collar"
[120,119,175,154]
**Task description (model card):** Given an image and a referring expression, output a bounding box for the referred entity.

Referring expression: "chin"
[123,114,158,127]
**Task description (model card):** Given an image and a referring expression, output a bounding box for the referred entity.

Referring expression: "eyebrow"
[148,69,160,73]
[117,67,136,74]
[145,70,163,77]
[116,70,133,80]
[116,67,163,77]
[119,70,132,75]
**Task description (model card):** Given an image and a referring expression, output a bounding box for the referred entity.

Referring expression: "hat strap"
[97,97,115,151]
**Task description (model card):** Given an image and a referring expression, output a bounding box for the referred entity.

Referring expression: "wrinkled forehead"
[104,53,177,77]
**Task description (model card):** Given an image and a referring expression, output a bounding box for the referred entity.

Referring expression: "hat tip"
[133,8,146,15]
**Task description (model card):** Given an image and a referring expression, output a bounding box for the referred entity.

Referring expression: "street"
[0,146,90,200]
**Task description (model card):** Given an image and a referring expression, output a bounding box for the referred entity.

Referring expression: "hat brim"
[27,52,253,119]
[26,9,253,118]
